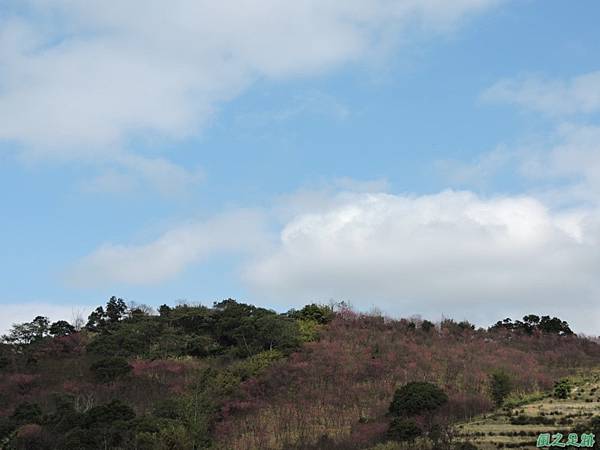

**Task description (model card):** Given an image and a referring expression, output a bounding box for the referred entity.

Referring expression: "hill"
[1,298,599,450]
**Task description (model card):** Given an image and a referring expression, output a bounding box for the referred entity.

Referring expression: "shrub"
[81,399,135,429]
[153,399,182,420]
[297,319,320,342]
[11,402,42,426]
[289,304,334,324]
[454,442,479,450]
[0,417,14,440]
[553,379,572,399]
[509,415,554,425]
[421,320,435,332]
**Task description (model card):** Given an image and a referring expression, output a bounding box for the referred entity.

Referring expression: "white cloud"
[446,123,600,207]
[482,71,600,116]
[245,191,600,317]
[0,0,500,160]
[449,72,600,206]
[520,124,600,180]
[435,146,515,187]
[84,158,203,196]
[69,187,600,333]
[68,209,271,286]
[234,90,351,129]
[333,177,391,193]
[514,123,600,206]
[81,155,204,196]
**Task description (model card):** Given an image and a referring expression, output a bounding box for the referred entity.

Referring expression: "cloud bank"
[70,189,600,332]
[245,191,600,311]
[68,210,270,286]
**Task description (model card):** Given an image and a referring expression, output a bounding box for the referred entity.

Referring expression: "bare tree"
[71,308,86,331]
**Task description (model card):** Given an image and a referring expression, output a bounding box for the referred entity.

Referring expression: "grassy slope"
[456,371,600,449]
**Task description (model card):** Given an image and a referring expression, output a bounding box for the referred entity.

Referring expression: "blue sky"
[2,0,600,333]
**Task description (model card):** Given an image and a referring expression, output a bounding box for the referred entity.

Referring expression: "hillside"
[1,299,599,450]
[455,370,600,449]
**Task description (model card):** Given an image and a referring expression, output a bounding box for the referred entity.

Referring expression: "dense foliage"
[0,300,598,450]
[490,315,573,335]
[388,382,448,417]
[215,310,600,449]
[0,298,321,449]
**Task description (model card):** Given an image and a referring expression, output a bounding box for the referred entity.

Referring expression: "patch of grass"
[455,369,600,450]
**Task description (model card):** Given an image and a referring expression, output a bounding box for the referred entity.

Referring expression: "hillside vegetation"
[454,370,600,449]
[1,298,599,450]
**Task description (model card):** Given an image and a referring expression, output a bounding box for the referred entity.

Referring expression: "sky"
[2,0,600,334]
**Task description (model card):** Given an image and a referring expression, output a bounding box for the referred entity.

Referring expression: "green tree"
[1,316,50,346]
[85,306,107,331]
[489,369,512,407]
[78,400,137,449]
[50,320,76,337]
[90,357,132,383]
[522,314,540,334]
[538,316,573,335]
[389,382,448,417]
[254,314,301,353]
[288,304,334,324]
[158,304,172,317]
[106,296,128,323]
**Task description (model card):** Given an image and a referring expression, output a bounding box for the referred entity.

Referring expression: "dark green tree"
[90,357,132,383]
[522,314,540,334]
[78,400,136,449]
[490,314,572,335]
[158,304,172,317]
[389,382,448,417]
[85,306,107,331]
[50,320,76,337]
[254,314,301,353]
[489,369,512,406]
[538,316,573,335]
[106,296,128,323]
